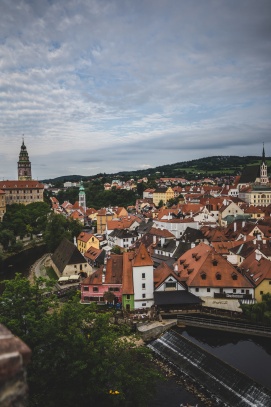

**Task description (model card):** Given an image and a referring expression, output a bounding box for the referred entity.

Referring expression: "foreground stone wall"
[0,324,31,407]
[137,320,177,342]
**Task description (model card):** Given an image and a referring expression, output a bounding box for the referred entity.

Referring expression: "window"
[269,281,271,285]
[142,303,146,307]
[216,273,221,280]
[142,273,145,279]
[83,287,89,291]
[233,289,236,293]
[126,294,130,300]
[93,287,99,292]
[142,294,146,298]
[195,288,199,292]
[232,273,237,280]
[207,288,210,293]
[260,291,263,295]
[165,282,176,289]
[142,283,146,289]
[201,273,206,280]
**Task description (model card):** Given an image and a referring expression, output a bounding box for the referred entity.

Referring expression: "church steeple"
[18,138,32,181]
[260,142,268,185]
[78,181,86,213]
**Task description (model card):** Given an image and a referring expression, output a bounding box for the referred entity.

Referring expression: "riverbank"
[149,357,216,407]
[28,253,51,284]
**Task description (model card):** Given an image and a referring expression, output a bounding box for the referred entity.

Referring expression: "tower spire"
[262,142,266,163]
[18,138,32,180]
[260,143,268,185]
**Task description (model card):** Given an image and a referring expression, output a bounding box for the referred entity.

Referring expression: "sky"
[0,0,271,180]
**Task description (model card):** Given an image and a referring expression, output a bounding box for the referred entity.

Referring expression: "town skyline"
[0,0,271,179]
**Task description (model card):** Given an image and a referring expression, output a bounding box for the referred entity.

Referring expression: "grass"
[45,266,58,280]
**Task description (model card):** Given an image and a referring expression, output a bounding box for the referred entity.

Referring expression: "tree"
[43,213,83,252]
[0,229,16,250]
[0,273,57,343]
[103,290,116,304]
[0,275,160,407]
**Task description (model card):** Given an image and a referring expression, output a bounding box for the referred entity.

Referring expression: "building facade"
[0,189,6,221]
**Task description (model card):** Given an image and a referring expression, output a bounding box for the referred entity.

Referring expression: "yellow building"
[255,279,271,303]
[77,232,100,253]
[0,189,6,221]
[152,187,174,207]
[96,208,115,234]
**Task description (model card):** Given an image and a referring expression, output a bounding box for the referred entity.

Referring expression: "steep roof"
[240,253,271,286]
[133,243,153,267]
[122,252,135,294]
[52,238,87,274]
[238,165,260,184]
[175,242,252,288]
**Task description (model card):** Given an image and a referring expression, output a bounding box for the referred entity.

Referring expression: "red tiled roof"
[0,180,44,188]
[175,242,252,288]
[133,243,153,267]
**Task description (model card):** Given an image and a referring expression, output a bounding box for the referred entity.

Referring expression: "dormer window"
[200,272,206,280]
[232,273,238,280]
[216,273,221,280]
[212,259,218,266]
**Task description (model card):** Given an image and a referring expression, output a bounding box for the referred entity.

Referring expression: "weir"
[148,330,271,407]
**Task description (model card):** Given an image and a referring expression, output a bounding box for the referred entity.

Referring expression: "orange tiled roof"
[175,242,252,288]
[0,180,44,188]
[133,243,153,267]
[240,253,271,286]
[77,232,95,243]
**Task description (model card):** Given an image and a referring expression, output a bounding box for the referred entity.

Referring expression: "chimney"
[191,242,195,249]
[153,235,156,244]
[161,237,165,246]
[242,221,245,228]
[234,222,237,232]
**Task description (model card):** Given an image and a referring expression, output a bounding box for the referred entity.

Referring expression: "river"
[0,245,47,292]
[150,326,271,407]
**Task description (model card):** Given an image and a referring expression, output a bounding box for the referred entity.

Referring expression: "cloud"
[0,0,271,179]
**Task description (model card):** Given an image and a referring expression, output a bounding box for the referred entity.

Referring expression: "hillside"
[42,155,271,184]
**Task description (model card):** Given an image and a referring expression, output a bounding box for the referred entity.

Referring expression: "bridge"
[176,314,271,338]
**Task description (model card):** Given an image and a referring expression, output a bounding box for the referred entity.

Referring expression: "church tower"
[18,139,32,181]
[79,181,86,213]
[260,143,268,185]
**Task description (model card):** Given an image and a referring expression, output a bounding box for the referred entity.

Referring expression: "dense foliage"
[0,202,51,251]
[55,180,138,208]
[241,293,271,325]
[0,274,160,407]
[0,203,83,253]
[43,212,83,252]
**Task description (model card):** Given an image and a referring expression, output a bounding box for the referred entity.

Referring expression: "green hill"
[42,155,271,184]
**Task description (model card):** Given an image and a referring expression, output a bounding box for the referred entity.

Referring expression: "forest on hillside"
[42,155,270,184]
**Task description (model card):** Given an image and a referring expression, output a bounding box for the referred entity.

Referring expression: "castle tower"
[18,139,32,181]
[260,143,268,185]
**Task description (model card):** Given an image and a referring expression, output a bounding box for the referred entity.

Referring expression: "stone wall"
[137,320,177,342]
[0,324,31,407]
